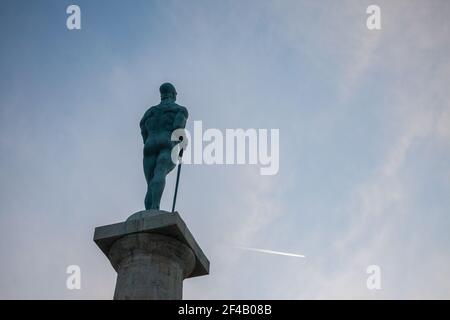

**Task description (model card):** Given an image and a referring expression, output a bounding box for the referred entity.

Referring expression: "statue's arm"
[140,110,150,143]
[173,106,188,130]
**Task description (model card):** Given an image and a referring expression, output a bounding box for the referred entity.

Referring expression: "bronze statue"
[139,83,188,210]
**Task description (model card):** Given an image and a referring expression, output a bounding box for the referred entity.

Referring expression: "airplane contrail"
[237,246,305,258]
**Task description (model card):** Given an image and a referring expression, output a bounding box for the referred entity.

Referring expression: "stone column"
[94,210,209,300]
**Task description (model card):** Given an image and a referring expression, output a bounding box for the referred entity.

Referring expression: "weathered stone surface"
[109,233,195,300]
[93,210,209,299]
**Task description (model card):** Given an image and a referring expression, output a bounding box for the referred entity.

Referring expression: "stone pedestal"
[93,210,210,300]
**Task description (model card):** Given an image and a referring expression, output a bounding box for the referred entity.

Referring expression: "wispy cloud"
[1,0,449,299]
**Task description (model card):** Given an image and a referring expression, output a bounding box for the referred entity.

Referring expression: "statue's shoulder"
[140,105,158,124]
[173,103,188,117]
[144,105,159,116]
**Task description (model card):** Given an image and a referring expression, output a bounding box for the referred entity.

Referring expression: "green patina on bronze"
[139,83,188,210]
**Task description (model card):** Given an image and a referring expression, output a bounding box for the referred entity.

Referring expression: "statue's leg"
[143,155,157,210]
[149,149,176,210]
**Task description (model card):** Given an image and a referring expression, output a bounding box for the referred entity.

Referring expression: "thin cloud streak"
[237,246,305,258]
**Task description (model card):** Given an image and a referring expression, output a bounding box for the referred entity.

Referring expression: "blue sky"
[0,0,449,299]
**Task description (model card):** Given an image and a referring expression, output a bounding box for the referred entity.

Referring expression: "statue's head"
[160,82,177,102]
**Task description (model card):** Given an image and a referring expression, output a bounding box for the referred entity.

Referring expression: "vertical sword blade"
[172,162,182,212]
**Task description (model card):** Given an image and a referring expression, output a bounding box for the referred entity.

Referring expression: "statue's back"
[145,102,184,134]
